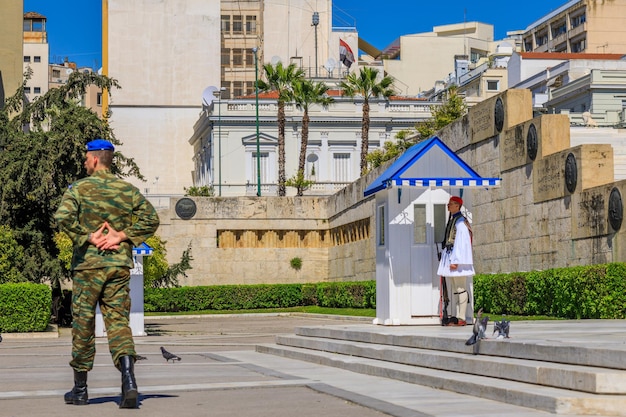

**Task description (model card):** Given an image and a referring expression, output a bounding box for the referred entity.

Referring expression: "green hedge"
[145,263,626,319]
[144,281,376,312]
[474,263,626,319]
[0,283,51,332]
[7,262,626,332]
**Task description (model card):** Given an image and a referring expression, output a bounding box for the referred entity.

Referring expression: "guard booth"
[364,137,500,325]
[96,243,153,337]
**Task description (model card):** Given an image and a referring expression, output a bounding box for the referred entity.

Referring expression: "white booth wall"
[96,254,147,337]
[373,186,475,325]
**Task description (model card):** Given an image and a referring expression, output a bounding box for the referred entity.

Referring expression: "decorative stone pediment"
[241,132,278,146]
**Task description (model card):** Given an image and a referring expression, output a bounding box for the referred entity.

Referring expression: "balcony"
[568,22,587,39]
[548,32,568,50]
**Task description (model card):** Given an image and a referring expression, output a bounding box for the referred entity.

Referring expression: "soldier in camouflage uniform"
[55,139,159,409]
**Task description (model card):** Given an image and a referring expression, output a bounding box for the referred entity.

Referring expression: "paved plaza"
[0,314,621,417]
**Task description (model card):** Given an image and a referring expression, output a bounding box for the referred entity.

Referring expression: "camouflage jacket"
[54,169,160,271]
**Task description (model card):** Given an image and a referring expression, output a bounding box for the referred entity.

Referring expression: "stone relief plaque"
[175,198,197,220]
[494,97,504,133]
[609,187,623,232]
[565,153,578,194]
[527,123,538,161]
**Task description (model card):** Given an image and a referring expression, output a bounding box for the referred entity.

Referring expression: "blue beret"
[86,139,114,152]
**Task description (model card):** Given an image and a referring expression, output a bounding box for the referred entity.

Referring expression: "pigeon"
[160,346,181,362]
[493,318,511,339]
[135,355,148,361]
[465,308,489,355]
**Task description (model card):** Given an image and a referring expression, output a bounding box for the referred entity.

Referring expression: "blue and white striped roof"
[132,242,154,256]
[364,136,501,197]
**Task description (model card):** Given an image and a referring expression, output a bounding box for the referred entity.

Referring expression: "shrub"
[144,281,375,312]
[316,281,374,308]
[0,283,50,332]
[0,226,26,283]
[475,263,626,319]
[290,257,303,270]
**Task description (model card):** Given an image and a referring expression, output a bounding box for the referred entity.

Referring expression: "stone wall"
[438,89,622,273]
[157,88,626,285]
[156,172,380,285]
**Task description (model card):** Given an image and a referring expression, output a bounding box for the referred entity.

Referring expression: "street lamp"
[253,47,261,196]
[312,12,319,77]
[212,87,226,196]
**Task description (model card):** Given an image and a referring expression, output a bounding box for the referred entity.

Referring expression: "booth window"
[413,204,426,244]
[434,203,447,245]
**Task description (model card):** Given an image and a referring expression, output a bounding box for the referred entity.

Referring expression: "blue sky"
[24,0,102,69]
[333,0,568,49]
[23,0,568,69]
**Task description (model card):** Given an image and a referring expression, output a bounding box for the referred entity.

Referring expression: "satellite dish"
[66,68,73,74]
[271,56,282,65]
[324,57,336,73]
[202,86,218,106]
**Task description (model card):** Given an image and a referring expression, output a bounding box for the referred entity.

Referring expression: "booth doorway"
[409,188,451,318]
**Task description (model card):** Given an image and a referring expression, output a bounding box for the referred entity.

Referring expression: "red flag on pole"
[339,39,354,68]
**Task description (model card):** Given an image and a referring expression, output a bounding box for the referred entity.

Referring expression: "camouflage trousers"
[70,266,135,371]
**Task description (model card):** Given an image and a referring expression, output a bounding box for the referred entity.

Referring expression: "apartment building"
[509,53,626,123]
[220,0,265,99]
[426,1,626,109]
[49,61,103,119]
[449,42,514,107]
[23,11,49,104]
[0,0,24,106]
[219,0,341,97]
[380,22,495,96]
[105,0,357,196]
[522,0,626,54]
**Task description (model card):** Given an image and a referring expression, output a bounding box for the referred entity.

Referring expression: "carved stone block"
[500,115,571,172]
[534,144,614,203]
[571,184,615,239]
[469,89,532,144]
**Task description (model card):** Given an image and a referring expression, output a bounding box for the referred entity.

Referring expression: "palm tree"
[256,62,305,196]
[340,67,394,176]
[291,79,334,196]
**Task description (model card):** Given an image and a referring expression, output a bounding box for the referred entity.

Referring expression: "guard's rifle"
[436,243,450,326]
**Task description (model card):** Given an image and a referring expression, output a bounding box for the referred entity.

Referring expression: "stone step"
[293,326,626,370]
[276,334,626,394]
[257,342,626,416]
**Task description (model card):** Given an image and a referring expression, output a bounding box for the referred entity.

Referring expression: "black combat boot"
[119,355,139,408]
[64,370,88,405]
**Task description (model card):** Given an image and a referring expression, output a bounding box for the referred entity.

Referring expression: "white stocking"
[456,288,468,321]
[452,276,468,322]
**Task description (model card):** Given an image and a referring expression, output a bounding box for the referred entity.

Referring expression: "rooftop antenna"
[312,12,320,77]
[201,85,219,108]
[324,57,336,77]
[463,8,467,56]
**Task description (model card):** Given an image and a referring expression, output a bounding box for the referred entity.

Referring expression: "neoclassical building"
[189,93,436,196]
